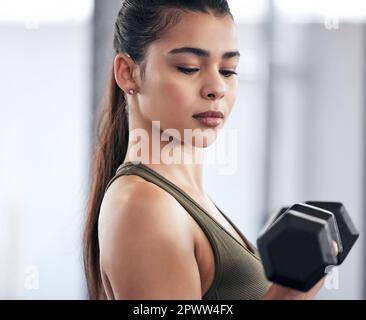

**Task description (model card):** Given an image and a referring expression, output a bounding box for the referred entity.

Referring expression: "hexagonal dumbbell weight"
[257,203,343,291]
[264,201,359,267]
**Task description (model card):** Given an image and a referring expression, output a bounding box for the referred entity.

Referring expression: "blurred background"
[0,0,364,299]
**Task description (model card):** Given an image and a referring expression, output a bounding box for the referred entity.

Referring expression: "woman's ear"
[113,53,139,93]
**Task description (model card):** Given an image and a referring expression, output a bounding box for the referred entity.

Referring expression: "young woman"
[83,0,328,300]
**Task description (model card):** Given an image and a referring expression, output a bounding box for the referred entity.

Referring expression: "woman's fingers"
[333,241,339,256]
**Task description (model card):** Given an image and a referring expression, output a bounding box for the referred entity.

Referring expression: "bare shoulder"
[98,175,201,299]
[98,175,193,245]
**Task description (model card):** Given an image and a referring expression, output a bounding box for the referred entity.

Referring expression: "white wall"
[0,20,92,299]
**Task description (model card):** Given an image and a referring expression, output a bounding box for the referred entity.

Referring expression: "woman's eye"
[177,66,238,77]
[220,70,238,78]
[176,67,199,74]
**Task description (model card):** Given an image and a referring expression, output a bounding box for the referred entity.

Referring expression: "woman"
[83,0,327,300]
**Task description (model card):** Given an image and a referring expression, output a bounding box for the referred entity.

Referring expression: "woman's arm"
[99,181,202,300]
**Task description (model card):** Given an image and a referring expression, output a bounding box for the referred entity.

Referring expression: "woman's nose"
[202,86,225,100]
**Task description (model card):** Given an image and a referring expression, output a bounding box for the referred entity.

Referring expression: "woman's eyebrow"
[168,47,240,59]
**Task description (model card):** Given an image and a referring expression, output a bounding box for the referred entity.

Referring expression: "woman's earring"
[128,89,136,95]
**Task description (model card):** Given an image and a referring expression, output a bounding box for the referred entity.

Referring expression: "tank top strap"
[105,161,211,224]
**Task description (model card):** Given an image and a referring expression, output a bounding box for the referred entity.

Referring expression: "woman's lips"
[193,110,224,118]
[193,116,223,128]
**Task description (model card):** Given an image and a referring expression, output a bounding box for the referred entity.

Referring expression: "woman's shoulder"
[98,174,194,251]
[100,174,185,220]
[97,175,201,299]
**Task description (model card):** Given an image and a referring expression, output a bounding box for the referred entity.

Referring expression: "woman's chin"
[191,134,218,148]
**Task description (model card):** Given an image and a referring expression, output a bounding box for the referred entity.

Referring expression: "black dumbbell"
[257,203,344,291]
[265,201,359,266]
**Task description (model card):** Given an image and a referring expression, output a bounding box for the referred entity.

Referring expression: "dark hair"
[83,0,233,300]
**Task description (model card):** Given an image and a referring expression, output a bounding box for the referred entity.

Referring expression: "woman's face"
[135,12,239,148]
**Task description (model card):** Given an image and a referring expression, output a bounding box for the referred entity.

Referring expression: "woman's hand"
[261,278,325,300]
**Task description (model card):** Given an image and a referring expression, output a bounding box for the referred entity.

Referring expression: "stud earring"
[128,89,135,95]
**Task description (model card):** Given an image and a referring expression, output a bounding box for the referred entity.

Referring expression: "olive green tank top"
[104,161,271,300]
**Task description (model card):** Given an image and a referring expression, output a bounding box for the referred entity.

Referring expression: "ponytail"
[83,63,129,299]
